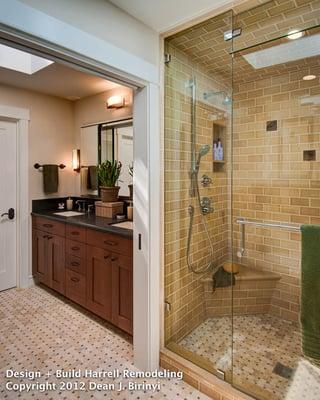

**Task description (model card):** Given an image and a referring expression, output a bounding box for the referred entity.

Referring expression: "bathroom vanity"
[32,212,133,334]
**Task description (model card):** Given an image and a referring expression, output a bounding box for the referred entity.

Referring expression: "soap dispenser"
[217,138,223,161]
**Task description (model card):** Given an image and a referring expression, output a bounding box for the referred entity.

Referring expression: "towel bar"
[34,163,66,170]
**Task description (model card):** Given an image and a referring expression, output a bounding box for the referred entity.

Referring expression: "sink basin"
[53,211,84,217]
[111,221,133,230]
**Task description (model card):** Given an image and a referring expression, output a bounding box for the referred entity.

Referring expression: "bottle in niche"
[213,141,218,160]
[217,138,223,161]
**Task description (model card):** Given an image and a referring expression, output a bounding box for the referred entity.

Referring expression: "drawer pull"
[70,231,80,235]
[47,236,53,240]
[43,223,53,228]
[71,261,80,267]
[104,255,110,260]
[111,256,118,262]
[70,277,79,283]
[104,240,117,246]
[43,235,48,239]
[71,246,80,251]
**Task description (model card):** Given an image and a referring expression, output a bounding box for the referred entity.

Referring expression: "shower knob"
[201,174,212,187]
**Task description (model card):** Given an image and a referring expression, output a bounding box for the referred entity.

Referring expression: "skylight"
[0,44,53,74]
[243,34,320,69]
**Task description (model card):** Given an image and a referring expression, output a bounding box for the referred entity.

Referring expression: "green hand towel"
[43,164,59,193]
[300,224,320,361]
[87,165,98,190]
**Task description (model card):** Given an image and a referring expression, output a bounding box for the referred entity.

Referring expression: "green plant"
[129,164,133,177]
[98,160,122,187]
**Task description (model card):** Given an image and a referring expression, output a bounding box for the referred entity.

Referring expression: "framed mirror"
[80,118,133,197]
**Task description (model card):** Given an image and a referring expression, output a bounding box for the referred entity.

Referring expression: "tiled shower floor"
[179,315,320,400]
[0,286,209,400]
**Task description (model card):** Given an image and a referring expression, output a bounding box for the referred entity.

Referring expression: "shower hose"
[186,176,215,274]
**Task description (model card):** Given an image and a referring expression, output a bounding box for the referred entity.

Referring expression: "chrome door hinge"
[164,53,171,64]
[164,301,171,312]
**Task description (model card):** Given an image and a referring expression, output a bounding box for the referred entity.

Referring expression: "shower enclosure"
[164,1,320,399]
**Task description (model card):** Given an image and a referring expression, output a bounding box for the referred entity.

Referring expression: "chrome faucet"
[75,200,87,212]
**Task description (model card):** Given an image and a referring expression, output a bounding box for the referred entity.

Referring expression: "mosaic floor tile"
[179,315,320,400]
[0,286,209,400]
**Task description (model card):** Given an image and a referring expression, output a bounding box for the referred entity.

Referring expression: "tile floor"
[179,315,320,400]
[0,286,210,400]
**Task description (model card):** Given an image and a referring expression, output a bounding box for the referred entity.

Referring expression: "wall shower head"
[203,90,232,106]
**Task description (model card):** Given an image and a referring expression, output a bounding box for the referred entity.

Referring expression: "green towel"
[212,266,235,293]
[43,164,59,193]
[300,224,320,361]
[87,165,98,190]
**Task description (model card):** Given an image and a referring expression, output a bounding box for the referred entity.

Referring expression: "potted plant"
[128,164,133,199]
[98,160,122,202]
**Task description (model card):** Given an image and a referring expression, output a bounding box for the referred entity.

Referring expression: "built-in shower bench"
[201,265,281,317]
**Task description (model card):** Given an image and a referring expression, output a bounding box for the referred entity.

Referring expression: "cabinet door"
[32,229,48,285]
[47,234,65,295]
[112,254,133,334]
[86,245,112,321]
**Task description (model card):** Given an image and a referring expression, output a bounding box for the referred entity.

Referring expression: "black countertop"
[32,210,133,238]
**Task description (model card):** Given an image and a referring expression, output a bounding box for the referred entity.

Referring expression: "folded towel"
[42,164,58,193]
[300,224,320,361]
[87,165,98,190]
[212,266,235,292]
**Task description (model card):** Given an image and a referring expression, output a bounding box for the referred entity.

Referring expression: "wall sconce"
[72,149,80,172]
[106,95,125,109]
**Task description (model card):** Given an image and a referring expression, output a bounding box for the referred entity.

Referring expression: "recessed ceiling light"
[287,29,304,40]
[303,75,316,81]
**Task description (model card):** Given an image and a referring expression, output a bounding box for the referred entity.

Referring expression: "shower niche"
[212,121,226,172]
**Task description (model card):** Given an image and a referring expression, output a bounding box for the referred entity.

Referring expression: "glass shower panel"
[232,26,320,400]
[164,11,234,381]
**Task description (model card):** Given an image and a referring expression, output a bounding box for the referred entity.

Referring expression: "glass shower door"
[164,10,234,382]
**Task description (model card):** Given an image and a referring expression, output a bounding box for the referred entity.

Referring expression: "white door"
[116,126,133,196]
[0,120,17,291]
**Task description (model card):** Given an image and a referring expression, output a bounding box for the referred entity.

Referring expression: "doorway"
[0,119,17,291]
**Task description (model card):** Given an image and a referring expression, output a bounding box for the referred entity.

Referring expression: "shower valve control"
[201,174,212,187]
[200,197,214,214]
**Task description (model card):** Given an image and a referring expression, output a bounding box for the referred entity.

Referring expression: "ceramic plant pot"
[100,186,120,203]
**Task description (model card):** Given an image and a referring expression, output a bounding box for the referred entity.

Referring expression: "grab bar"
[236,218,301,258]
[236,218,301,231]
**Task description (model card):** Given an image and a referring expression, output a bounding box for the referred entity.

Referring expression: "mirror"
[80,119,133,197]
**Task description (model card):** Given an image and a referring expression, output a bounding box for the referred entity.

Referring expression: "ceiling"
[109,0,232,33]
[0,62,120,101]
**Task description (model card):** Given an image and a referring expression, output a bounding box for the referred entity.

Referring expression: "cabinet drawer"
[86,229,133,256]
[66,253,86,275]
[66,239,86,259]
[66,270,86,307]
[33,216,65,236]
[66,224,86,242]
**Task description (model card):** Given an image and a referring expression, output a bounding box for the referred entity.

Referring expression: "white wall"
[19,0,159,67]
[0,84,75,201]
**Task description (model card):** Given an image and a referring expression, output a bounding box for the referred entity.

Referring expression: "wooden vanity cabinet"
[32,215,133,334]
[32,217,65,295]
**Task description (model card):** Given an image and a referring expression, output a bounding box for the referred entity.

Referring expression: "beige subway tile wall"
[233,58,320,322]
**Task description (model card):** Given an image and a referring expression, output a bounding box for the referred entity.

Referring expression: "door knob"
[1,208,15,220]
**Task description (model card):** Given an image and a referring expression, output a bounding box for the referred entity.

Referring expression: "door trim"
[0,10,161,369]
[0,105,30,289]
